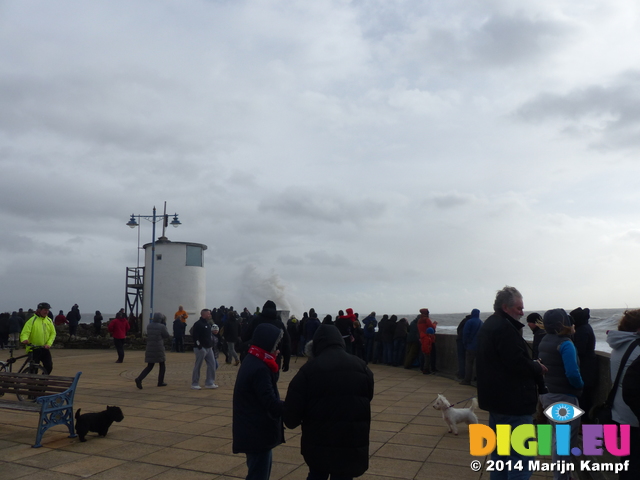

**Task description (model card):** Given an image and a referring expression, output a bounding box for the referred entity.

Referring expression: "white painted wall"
[142,240,207,333]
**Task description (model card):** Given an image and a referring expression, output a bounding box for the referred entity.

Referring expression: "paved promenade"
[1,348,559,480]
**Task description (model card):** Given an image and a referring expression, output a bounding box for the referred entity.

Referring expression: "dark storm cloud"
[516,71,640,149]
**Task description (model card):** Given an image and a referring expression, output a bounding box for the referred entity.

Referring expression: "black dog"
[75,406,124,442]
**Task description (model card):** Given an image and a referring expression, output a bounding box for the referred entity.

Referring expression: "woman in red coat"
[108,312,131,363]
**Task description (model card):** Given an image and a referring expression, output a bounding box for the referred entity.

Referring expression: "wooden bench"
[0,371,82,448]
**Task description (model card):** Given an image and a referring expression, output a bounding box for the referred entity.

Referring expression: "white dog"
[432,394,478,435]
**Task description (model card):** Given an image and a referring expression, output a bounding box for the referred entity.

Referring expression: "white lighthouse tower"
[141,238,208,333]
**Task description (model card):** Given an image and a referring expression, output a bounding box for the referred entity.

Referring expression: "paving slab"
[0,348,579,480]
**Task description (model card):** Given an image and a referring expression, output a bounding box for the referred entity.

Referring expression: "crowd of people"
[4,293,640,480]
[285,307,440,374]
[473,286,640,480]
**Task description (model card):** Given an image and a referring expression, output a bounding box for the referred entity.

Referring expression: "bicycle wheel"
[16,363,48,401]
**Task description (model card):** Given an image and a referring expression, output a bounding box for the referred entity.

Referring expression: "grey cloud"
[466,14,574,67]
[306,251,350,267]
[428,192,477,209]
[515,71,640,149]
[359,7,575,89]
[0,73,214,156]
[259,190,385,224]
[278,254,305,266]
[277,251,351,267]
[0,234,38,254]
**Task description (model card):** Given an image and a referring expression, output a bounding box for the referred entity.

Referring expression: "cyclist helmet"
[37,302,51,310]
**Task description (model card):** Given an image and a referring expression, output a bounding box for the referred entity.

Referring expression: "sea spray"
[238,264,304,316]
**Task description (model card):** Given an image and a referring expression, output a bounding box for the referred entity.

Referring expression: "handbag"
[591,338,640,424]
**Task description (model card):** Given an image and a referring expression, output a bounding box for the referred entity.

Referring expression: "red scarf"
[248,345,279,373]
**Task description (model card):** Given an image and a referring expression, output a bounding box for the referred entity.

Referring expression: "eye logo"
[543,402,585,423]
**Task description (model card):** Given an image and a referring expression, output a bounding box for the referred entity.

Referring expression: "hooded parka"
[145,315,170,364]
[283,325,374,477]
[232,323,284,454]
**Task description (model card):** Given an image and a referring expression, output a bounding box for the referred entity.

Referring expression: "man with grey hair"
[476,286,547,480]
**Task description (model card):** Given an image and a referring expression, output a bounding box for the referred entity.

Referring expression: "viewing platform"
[0,347,615,479]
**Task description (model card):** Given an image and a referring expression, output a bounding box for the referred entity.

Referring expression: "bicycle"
[0,343,49,401]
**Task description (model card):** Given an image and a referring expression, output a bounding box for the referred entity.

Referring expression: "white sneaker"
[205,384,219,389]
[191,385,201,390]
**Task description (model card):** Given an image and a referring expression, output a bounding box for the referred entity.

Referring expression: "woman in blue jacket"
[538,309,584,480]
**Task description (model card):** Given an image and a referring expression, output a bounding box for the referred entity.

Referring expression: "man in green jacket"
[20,302,56,374]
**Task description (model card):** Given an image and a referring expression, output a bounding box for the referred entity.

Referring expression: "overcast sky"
[2,0,640,317]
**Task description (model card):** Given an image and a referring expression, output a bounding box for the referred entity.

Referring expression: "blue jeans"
[246,450,272,480]
[489,412,534,480]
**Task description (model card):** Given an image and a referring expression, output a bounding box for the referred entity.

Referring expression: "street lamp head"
[170,214,181,228]
[126,215,139,228]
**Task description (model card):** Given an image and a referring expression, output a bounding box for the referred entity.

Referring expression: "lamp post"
[126,202,181,323]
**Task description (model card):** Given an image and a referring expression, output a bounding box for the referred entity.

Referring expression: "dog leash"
[446,396,477,409]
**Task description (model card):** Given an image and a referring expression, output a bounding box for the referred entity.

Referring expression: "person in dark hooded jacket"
[242,300,291,377]
[570,307,597,422]
[283,325,374,480]
[233,322,284,480]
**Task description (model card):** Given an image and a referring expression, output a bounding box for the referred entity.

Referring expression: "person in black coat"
[93,310,103,336]
[67,304,81,338]
[526,313,546,361]
[242,300,291,377]
[233,323,284,480]
[283,325,374,480]
[476,286,547,479]
[456,314,471,379]
[224,311,241,366]
[286,316,300,357]
[172,317,186,353]
[570,307,597,422]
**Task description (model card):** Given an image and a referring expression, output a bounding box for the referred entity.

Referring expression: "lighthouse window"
[186,246,203,267]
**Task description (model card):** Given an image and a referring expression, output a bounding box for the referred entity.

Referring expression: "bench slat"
[0,372,74,398]
[0,371,82,448]
[0,398,41,411]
